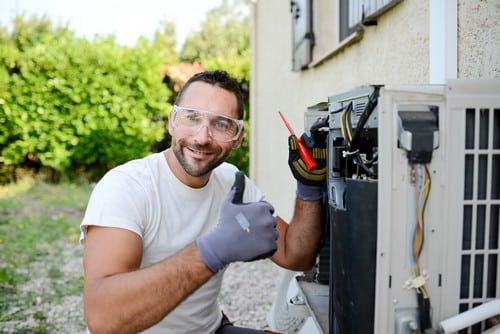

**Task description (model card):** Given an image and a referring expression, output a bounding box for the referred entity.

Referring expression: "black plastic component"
[349,86,380,150]
[329,179,378,334]
[316,190,331,284]
[398,110,439,164]
[418,292,432,330]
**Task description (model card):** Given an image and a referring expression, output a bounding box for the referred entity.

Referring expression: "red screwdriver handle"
[297,138,317,170]
[278,111,318,171]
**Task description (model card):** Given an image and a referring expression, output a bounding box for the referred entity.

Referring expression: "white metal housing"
[375,80,500,333]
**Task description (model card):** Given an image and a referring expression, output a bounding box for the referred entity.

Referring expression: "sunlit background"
[0,0,223,49]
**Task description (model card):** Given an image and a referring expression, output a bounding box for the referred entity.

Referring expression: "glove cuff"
[196,236,225,273]
[296,181,323,201]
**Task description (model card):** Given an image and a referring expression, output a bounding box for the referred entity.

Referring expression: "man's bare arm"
[271,197,323,271]
[83,226,213,334]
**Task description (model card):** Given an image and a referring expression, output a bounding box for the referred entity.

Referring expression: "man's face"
[168,81,243,184]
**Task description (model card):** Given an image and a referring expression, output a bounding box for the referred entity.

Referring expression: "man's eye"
[185,113,201,122]
[213,120,231,131]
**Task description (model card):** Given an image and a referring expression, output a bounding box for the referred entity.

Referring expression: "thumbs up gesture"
[196,171,278,273]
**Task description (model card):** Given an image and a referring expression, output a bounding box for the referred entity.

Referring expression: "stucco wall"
[458,0,500,78]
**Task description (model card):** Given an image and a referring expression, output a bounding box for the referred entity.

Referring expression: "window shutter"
[291,0,313,71]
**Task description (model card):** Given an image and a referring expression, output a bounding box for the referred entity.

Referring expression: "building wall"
[458,0,500,78]
[249,0,499,219]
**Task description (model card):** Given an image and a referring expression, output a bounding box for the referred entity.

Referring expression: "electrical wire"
[349,86,380,150]
[410,164,431,294]
[410,163,432,330]
[353,153,378,178]
[340,102,354,144]
[339,101,378,179]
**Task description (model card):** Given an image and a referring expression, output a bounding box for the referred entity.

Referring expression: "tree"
[142,19,178,66]
[180,0,250,84]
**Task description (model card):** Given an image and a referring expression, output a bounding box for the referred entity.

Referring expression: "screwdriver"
[278,111,317,171]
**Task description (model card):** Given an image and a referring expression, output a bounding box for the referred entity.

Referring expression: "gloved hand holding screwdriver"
[197,171,278,273]
[288,115,328,201]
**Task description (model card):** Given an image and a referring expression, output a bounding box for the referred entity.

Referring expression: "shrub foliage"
[0,15,171,181]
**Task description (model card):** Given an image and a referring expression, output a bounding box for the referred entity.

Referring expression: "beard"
[170,137,230,177]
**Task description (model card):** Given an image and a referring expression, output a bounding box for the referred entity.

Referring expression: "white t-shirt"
[80,152,265,333]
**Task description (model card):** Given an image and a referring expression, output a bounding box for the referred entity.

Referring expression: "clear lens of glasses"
[172,105,243,142]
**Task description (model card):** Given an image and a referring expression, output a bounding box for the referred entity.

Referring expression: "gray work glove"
[196,171,278,273]
[288,116,328,201]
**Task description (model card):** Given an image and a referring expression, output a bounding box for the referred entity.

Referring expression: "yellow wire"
[340,111,347,143]
[345,108,353,143]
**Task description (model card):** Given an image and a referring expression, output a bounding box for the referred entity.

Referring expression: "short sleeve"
[80,170,148,242]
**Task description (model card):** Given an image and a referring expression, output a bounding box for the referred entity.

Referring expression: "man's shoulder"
[118,152,161,168]
[97,152,162,188]
[109,152,161,175]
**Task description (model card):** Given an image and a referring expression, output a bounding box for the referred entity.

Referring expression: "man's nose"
[193,124,213,143]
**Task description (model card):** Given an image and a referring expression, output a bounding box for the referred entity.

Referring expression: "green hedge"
[0,17,172,181]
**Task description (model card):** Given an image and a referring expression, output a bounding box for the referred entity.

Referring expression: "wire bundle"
[338,94,379,179]
[410,163,432,331]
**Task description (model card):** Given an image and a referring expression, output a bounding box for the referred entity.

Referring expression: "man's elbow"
[274,252,317,272]
[84,300,121,334]
[290,257,316,271]
[85,308,110,334]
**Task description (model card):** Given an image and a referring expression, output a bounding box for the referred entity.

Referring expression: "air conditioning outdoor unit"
[268,80,500,334]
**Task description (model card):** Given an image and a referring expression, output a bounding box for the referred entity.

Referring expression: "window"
[339,0,357,42]
[291,0,403,70]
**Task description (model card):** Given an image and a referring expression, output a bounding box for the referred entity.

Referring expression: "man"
[81,70,325,333]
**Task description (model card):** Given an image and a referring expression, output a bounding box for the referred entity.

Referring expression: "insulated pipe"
[439,299,500,333]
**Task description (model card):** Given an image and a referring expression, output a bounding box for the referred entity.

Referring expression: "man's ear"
[232,126,245,148]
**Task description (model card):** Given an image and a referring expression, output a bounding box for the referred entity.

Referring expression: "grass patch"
[0,179,92,332]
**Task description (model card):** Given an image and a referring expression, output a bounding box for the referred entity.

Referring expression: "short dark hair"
[175,70,244,120]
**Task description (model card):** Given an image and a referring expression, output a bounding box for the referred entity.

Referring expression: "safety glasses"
[171,105,243,142]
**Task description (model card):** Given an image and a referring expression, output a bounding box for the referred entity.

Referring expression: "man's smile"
[186,146,215,159]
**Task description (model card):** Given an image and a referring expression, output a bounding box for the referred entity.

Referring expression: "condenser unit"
[268,80,500,334]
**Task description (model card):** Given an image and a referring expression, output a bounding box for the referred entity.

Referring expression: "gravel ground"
[1,242,286,333]
[219,260,286,330]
